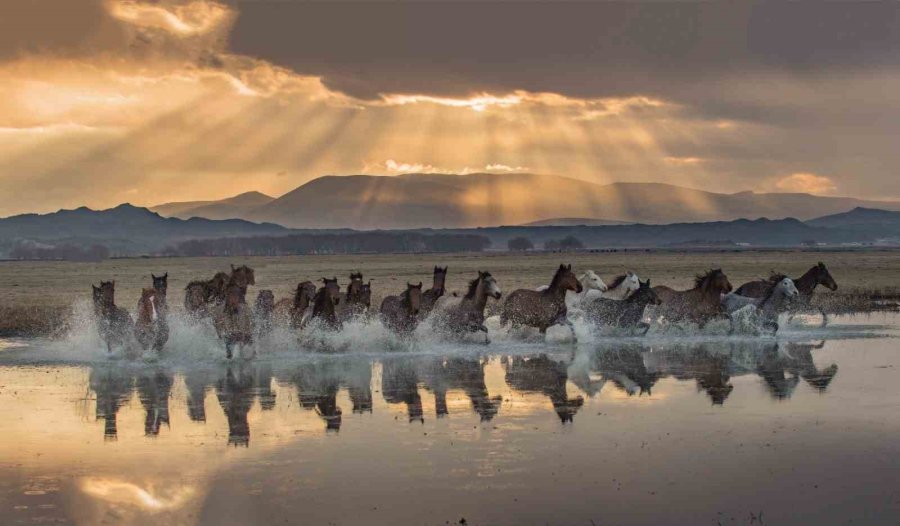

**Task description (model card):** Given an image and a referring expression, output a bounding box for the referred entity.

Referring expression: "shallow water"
[0,313,898,525]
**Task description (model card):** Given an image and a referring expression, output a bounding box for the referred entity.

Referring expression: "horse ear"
[151,273,156,279]
[567,264,572,270]
[418,282,423,288]
[818,261,825,268]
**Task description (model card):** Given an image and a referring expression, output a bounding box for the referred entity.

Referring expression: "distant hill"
[521,217,632,227]
[0,203,288,257]
[805,207,900,243]
[151,191,274,220]
[436,217,870,249]
[152,173,900,229]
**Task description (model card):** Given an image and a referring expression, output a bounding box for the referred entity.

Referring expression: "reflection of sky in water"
[0,316,898,525]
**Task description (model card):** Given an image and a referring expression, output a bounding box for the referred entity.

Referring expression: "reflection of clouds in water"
[79,477,196,512]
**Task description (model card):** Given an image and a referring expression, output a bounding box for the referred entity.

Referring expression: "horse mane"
[694,269,720,290]
[464,272,490,299]
[548,266,568,290]
[607,275,627,289]
[768,272,788,283]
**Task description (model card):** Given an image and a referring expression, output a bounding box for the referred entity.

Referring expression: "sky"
[1,0,899,216]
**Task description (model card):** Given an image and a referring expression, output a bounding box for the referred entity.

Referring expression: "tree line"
[163,232,492,256]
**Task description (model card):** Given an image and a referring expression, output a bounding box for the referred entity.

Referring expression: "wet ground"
[0,313,898,525]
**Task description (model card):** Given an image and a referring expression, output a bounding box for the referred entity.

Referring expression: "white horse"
[535,270,608,310]
[722,277,799,333]
[602,271,640,300]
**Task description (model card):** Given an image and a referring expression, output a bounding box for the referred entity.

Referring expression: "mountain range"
[0,204,287,256]
[150,173,900,229]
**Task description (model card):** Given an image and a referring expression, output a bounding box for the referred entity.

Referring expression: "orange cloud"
[774,173,837,194]
[107,0,234,37]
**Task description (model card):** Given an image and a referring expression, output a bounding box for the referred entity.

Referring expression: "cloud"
[774,173,838,195]
[107,1,234,37]
[372,160,530,175]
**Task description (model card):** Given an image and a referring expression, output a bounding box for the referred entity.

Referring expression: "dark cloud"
[0,0,130,58]
[229,1,900,99]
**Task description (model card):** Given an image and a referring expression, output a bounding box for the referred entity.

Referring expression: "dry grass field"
[1,249,898,335]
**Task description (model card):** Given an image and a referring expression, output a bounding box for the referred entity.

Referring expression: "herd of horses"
[90,261,838,358]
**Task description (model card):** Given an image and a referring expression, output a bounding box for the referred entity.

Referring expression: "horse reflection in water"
[420,357,502,421]
[569,340,839,406]
[216,367,256,446]
[504,355,584,423]
[282,361,348,431]
[136,368,174,436]
[83,341,839,444]
[381,357,425,423]
[89,366,134,440]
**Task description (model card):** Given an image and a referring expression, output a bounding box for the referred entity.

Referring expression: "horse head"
[347,272,364,297]
[230,264,256,287]
[552,264,583,293]
[634,279,662,305]
[815,262,838,291]
[360,281,373,308]
[779,277,800,299]
[480,271,502,299]
[433,266,448,289]
[151,273,168,294]
[406,282,423,315]
[99,281,116,306]
[296,281,317,307]
[322,277,340,302]
[580,270,608,292]
[139,288,158,321]
[255,290,275,313]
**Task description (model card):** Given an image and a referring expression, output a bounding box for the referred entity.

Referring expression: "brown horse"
[213,281,254,359]
[653,269,733,328]
[585,279,661,335]
[134,288,163,351]
[380,282,423,334]
[734,262,838,324]
[185,265,255,317]
[92,281,134,353]
[431,271,502,342]
[310,278,342,330]
[151,273,169,351]
[420,266,448,316]
[337,272,370,321]
[500,264,583,338]
[274,281,317,329]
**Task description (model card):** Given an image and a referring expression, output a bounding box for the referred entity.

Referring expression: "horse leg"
[225,338,234,360]
[819,307,829,327]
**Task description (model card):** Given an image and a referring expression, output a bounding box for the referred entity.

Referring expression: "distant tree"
[507,236,534,251]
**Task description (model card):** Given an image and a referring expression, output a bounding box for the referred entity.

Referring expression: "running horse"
[380,282,424,334]
[652,269,733,328]
[92,281,134,353]
[735,262,838,325]
[213,280,255,359]
[337,272,370,321]
[274,281,317,329]
[431,271,502,342]
[309,278,342,330]
[585,279,661,335]
[134,288,163,351]
[420,266,448,316]
[500,264,583,339]
[185,265,255,317]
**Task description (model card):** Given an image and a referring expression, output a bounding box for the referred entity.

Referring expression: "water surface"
[1,314,898,525]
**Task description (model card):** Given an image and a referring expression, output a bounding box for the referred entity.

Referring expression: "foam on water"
[5,300,894,367]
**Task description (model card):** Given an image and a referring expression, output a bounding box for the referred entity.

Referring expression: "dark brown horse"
[185,265,255,317]
[653,269,733,327]
[338,272,370,320]
[500,264,583,338]
[735,262,838,324]
[274,281,317,329]
[585,279,661,335]
[92,281,134,353]
[310,278,342,330]
[150,273,169,351]
[380,282,423,334]
[213,281,254,359]
[431,271,501,342]
[420,266,448,316]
